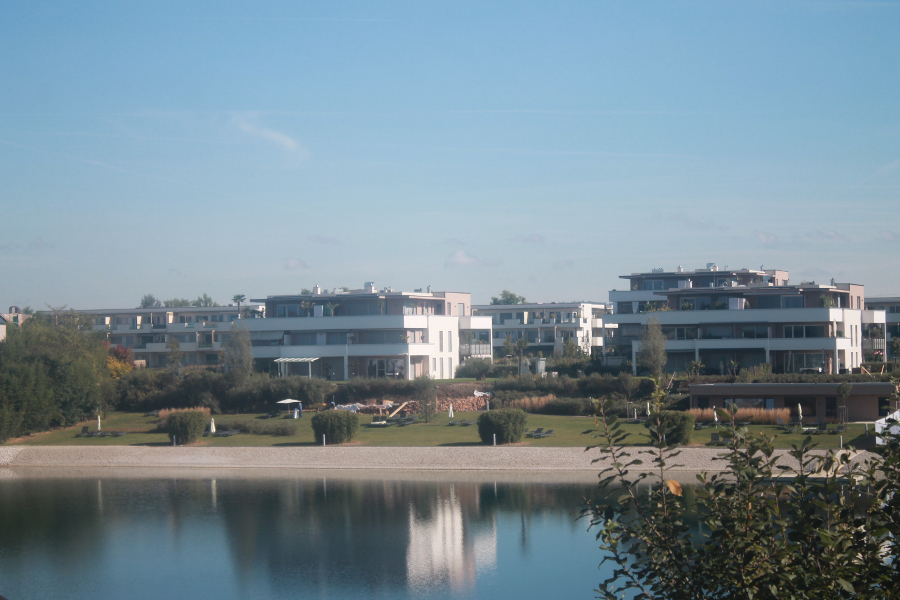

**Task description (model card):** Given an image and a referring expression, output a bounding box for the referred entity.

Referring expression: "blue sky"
[1,0,899,309]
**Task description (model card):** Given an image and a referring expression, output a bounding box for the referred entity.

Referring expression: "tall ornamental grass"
[688,407,790,425]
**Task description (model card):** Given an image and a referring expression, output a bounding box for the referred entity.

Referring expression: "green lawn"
[7,411,874,449]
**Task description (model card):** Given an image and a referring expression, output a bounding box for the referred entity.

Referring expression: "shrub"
[644,411,694,445]
[311,410,359,444]
[477,408,527,445]
[541,398,592,416]
[166,410,207,445]
[216,419,298,436]
[158,406,211,422]
[334,378,416,404]
[455,357,493,379]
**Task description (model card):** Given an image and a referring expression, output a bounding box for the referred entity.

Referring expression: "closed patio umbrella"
[448,404,454,419]
[210,418,216,433]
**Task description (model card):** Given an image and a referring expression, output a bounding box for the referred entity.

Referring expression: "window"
[643,280,664,291]
[326,332,348,345]
[742,325,768,339]
[448,358,452,378]
[784,325,804,338]
[676,327,697,340]
[439,331,444,352]
[804,325,826,338]
[458,303,465,316]
[286,304,301,318]
[276,305,286,318]
[617,302,634,314]
[782,296,804,309]
[448,332,452,352]
[757,296,780,309]
[825,397,837,418]
[879,397,892,417]
[696,397,710,409]
[440,359,444,379]
[432,358,436,373]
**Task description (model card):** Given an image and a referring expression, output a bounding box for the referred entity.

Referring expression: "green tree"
[0,315,109,441]
[637,317,667,377]
[164,298,192,307]
[490,290,527,305]
[232,294,246,318]
[585,380,900,600]
[191,293,219,307]
[166,337,183,376]
[223,325,253,387]
[413,375,437,423]
[139,294,161,308]
[891,337,900,361]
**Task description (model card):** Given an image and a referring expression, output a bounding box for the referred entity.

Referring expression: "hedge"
[166,410,207,445]
[311,410,359,444]
[477,408,527,445]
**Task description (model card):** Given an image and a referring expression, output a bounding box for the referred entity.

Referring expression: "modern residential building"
[603,264,886,375]
[471,302,611,359]
[864,297,899,361]
[246,283,493,380]
[0,307,30,342]
[87,305,260,368]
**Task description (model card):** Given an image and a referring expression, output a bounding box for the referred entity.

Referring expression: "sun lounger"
[448,421,458,426]
[533,429,555,438]
[526,428,544,438]
[461,420,475,426]
[834,424,847,434]
[76,426,90,437]
[709,432,728,446]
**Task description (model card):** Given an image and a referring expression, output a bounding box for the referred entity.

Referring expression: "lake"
[0,470,608,599]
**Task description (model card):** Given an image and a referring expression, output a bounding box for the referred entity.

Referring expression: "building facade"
[864,296,899,361]
[471,302,611,358]
[246,283,492,380]
[603,264,885,375]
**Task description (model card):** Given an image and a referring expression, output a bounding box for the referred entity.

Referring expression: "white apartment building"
[87,305,260,368]
[246,283,493,380]
[603,264,885,375]
[471,302,611,358]
[865,296,899,360]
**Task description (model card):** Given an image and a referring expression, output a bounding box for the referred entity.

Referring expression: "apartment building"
[864,297,899,361]
[88,305,258,368]
[603,264,885,375]
[471,302,611,359]
[245,283,493,380]
[0,307,30,343]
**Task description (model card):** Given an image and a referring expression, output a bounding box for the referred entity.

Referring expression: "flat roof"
[690,382,895,395]
[472,302,607,309]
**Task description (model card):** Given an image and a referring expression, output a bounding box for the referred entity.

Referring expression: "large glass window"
[879,397,892,417]
[756,296,780,309]
[326,332,348,345]
[290,332,316,345]
[782,296,804,309]
[286,304,301,317]
[617,302,634,314]
[804,325,826,338]
[742,325,768,339]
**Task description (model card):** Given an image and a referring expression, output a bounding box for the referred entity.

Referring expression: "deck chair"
[76,426,89,437]
[527,428,544,438]
[709,432,727,446]
[534,429,555,438]
[775,418,788,430]
[834,424,847,434]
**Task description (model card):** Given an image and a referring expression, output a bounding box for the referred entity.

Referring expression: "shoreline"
[1,445,874,477]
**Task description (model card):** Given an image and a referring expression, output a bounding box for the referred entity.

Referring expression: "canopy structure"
[276,399,302,404]
[274,357,318,378]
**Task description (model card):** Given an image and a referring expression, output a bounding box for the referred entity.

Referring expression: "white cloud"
[231,113,308,156]
[814,230,847,242]
[284,258,309,270]
[755,231,777,244]
[878,231,896,241]
[444,249,480,267]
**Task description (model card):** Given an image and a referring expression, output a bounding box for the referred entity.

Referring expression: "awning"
[274,358,319,363]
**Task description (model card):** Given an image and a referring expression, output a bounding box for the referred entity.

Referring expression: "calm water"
[0,472,607,600]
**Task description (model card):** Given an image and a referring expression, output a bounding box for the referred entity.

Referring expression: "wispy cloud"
[231,113,308,156]
[307,235,338,244]
[755,231,777,244]
[284,258,310,270]
[512,233,544,244]
[877,231,896,241]
[552,259,574,268]
[444,249,500,268]
[813,230,847,242]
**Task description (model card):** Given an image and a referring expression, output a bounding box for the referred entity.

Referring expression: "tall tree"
[413,375,437,423]
[637,316,667,377]
[164,298,192,307]
[139,294,162,308]
[232,294,246,318]
[191,293,219,307]
[223,325,254,387]
[166,337,183,376]
[490,290,527,305]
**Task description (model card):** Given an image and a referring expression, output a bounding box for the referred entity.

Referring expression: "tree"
[191,293,219,307]
[300,288,312,295]
[562,337,579,358]
[139,294,161,308]
[0,315,109,441]
[637,317,667,377]
[325,302,340,317]
[232,294,246,318]
[584,381,900,600]
[223,325,253,387]
[164,298,192,307]
[891,337,900,361]
[412,375,437,423]
[490,290,526,305]
[166,337,183,376]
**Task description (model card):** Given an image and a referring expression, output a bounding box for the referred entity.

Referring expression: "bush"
[477,408,527,445]
[311,410,359,444]
[166,410,207,445]
[334,378,416,404]
[216,419,298,436]
[644,411,694,445]
[455,357,493,379]
[541,398,592,416]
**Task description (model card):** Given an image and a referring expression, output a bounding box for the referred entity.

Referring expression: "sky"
[1,0,899,310]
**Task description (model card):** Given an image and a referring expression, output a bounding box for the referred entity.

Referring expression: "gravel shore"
[1,445,875,475]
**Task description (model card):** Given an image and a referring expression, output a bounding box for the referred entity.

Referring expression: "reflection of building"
[406,484,496,594]
[248,283,493,380]
[603,264,885,375]
[472,302,611,358]
[689,382,897,421]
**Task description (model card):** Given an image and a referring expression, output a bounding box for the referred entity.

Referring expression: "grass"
[5,411,872,450]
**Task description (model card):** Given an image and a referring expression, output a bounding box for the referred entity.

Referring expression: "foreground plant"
[583,377,900,600]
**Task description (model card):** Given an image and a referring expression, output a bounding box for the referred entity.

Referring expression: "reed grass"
[688,407,790,425]
[157,407,212,422]
[506,395,557,413]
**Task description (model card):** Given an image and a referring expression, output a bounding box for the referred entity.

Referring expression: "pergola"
[274,357,318,378]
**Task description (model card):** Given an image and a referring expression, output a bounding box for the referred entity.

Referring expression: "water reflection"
[0,472,599,600]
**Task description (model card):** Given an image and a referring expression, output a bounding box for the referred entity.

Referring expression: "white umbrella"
[646,402,650,417]
[210,418,216,433]
[97,415,101,431]
[448,403,454,419]
[277,399,301,404]
[714,410,718,424]
[798,403,802,423]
